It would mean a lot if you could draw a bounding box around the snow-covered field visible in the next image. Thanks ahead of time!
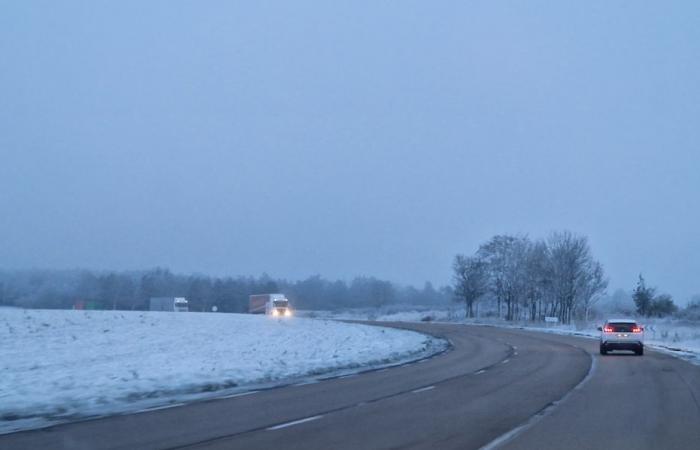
[299,308,459,323]
[306,308,700,366]
[0,309,445,434]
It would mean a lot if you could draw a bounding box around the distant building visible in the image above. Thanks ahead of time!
[73,300,100,310]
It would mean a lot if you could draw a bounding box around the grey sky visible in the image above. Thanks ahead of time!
[1,2,699,302]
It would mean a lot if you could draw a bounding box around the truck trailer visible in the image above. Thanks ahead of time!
[149,297,189,312]
[249,294,291,317]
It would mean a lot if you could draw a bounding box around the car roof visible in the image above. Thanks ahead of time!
[606,318,637,323]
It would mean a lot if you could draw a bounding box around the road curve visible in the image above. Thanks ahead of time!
[2,322,699,450]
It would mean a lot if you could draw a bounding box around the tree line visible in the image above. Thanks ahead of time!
[0,268,450,312]
[453,231,608,324]
[631,275,678,318]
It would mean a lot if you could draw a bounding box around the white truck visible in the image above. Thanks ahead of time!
[149,297,189,312]
[249,293,292,317]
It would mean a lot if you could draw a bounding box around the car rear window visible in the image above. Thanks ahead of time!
[607,323,637,332]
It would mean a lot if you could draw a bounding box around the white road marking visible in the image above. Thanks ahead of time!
[136,403,185,413]
[267,415,323,431]
[221,390,259,398]
[479,350,598,450]
[475,369,487,375]
[411,386,435,394]
[502,359,510,364]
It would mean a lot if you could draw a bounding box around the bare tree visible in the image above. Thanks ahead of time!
[477,235,530,320]
[523,240,551,321]
[452,255,488,318]
[546,231,606,324]
[455,231,608,324]
[576,260,608,321]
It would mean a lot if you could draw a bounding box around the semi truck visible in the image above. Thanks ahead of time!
[249,293,292,317]
[150,297,189,312]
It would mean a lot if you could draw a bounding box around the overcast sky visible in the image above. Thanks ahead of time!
[1,1,699,302]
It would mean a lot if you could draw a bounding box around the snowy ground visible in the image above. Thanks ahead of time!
[305,308,700,366]
[299,307,459,323]
[0,309,445,434]
[502,318,700,366]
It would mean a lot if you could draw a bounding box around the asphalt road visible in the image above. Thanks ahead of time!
[2,322,699,450]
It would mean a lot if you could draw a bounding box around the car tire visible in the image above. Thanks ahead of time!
[600,344,607,355]
[636,346,644,356]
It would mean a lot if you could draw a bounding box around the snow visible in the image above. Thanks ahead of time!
[298,308,459,323]
[510,318,700,365]
[308,308,700,366]
[0,309,445,434]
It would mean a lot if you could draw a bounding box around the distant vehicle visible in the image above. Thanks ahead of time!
[249,294,292,317]
[150,297,189,312]
[598,319,644,355]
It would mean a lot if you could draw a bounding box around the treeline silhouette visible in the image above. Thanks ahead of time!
[0,268,450,312]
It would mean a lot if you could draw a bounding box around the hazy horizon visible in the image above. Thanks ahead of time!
[2,2,699,304]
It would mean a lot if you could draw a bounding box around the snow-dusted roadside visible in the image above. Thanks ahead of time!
[0,309,446,434]
[306,308,700,367]
[498,319,700,367]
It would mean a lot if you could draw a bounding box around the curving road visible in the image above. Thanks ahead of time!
[2,322,700,449]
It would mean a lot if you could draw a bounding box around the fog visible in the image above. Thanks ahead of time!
[1,2,699,303]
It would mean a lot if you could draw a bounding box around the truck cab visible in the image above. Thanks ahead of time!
[173,297,189,312]
[249,293,292,317]
[269,296,291,316]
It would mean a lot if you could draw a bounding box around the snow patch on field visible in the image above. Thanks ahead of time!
[0,309,444,433]
[299,308,459,323]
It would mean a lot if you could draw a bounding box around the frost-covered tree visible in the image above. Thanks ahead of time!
[454,231,607,324]
[477,235,530,321]
[522,241,551,321]
[576,260,608,321]
[648,293,677,317]
[680,295,700,320]
[545,231,607,324]
[452,255,488,318]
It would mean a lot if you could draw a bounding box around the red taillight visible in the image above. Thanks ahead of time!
[603,326,614,333]
[632,326,642,333]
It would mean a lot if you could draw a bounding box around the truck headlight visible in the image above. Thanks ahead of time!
[272,309,279,316]
[284,309,292,317]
